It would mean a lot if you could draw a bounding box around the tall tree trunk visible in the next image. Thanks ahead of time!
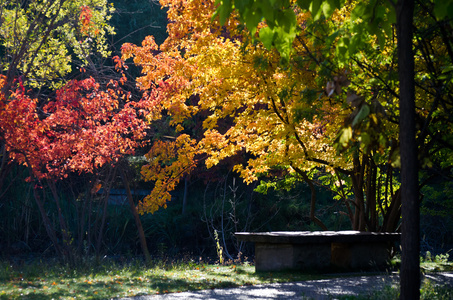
[32,183,63,258]
[0,144,17,202]
[48,179,75,264]
[0,144,8,195]
[87,192,93,256]
[382,189,401,232]
[95,168,117,258]
[366,159,377,232]
[119,167,152,265]
[397,0,420,298]
[182,176,189,215]
[351,155,368,231]
[77,189,90,254]
[293,165,328,230]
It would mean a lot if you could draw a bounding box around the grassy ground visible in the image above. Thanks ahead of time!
[0,258,324,299]
[0,256,452,299]
[336,281,453,300]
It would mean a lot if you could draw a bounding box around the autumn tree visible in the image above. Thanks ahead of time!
[0,0,115,191]
[0,1,153,262]
[0,71,150,260]
[126,7,453,294]
[123,0,401,234]
[215,0,453,297]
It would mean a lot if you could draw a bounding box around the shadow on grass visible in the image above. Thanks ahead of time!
[1,258,453,299]
[2,259,322,299]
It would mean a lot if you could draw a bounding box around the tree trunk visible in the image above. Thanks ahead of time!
[32,183,63,258]
[382,189,402,232]
[366,158,377,232]
[351,155,368,231]
[292,165,328,230]
[77,189,90,255]
[95,168,117,258]
[397,0,420,298]
[182,176,189,215]
[119,167,152,265]
[48,179,75,264]
[0,144,8,196]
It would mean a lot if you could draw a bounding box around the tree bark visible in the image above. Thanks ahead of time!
[119,167,152,265]
[48,179,74,264]
[32,183,63,258]
[397,0,420,298]
[292,165,328,230]
[95,168,116,257]
[366,159,377,232]
[182,176,189,215]
[382,189,401,232]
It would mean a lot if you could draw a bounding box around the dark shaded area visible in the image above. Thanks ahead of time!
[110,0,168,50]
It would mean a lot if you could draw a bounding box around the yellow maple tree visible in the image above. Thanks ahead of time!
[123,0,403,232]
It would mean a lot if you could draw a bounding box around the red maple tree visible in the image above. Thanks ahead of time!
[0,57,150,261]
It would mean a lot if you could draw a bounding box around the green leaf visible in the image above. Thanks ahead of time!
[243,8,263,35]
[352,104,370,127]
[274,30,292,63]
[387,5,396,24]
[260,0,275,24]
[373,27,385,49]
[382,20,393,39]
[339,127,352,147]
[321,0,339,18]
[310,0,323,21]
[336,37,350,62]
[325,29,342,45]
[234,0,252,13]
[351,0,377,21]
[275,9,297,33]
[359,132,371,148]
[218,0,233,25]
[433,0,453,20]
[259,26,275,49]
[391,148,401,168]
[297,0,312,11]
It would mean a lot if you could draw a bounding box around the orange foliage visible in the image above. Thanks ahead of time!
[139,135,199,214]
[122,0,347,214]
[0,74,147,180]
[79,5,100,36]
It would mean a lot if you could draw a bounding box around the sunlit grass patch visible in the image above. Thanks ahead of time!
[1,256,451,299]
[0,258,320,299]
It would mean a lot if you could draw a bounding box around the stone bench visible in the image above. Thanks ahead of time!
[235,231,400,272]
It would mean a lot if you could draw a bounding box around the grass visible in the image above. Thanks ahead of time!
[0,257,323,299]
[335,254,453,300]
[336,281,453,300]
[0,255,452,300]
